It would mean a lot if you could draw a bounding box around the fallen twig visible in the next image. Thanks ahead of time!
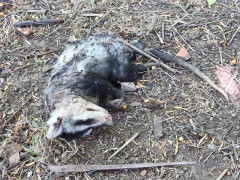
[216,169,228,180]
[13,19,64,28]
[48,161,196,173]
[109,132,140,159]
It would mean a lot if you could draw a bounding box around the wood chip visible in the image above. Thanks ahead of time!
[176,47,190,61]
[17,27,33,36]
[9,152,20,168]
[153,116,163,139]
[140,170,147,176]
[160,140,167,157]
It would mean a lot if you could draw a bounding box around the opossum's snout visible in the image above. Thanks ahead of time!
[97,110,113,126]
[46,117,63,139]
[46,97,113,139]
[85,104,113,126]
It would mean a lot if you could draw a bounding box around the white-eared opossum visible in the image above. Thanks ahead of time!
[46,34,150,139]
[45,34,227,140]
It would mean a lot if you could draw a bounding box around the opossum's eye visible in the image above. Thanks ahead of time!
[86,108,97,111]
[46,117,63,139]
[56,117,62,124]
[73,119,96,126]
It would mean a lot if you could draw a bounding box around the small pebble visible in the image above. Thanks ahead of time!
[151,66,156,70]
[231,59,237,65]
[95,17,100,21]
[140,170,147,176]
[144,99,149,103]
[122,105,128,110]
[226,171,231,176]
[27,171,33,178]
[178,137,184,142]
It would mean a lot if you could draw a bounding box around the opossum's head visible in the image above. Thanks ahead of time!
[46,96,112,139]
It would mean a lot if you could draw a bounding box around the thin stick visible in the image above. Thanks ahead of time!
[203,150,214,163]
[216,169,228,180]
[48,161,196,173]
[170,22,195,52]
[1,96,32,130]
[155,31,164,44]
[13,19,64,28]
[45,0,52,16]
[162,22,165,40]
[82,14,103,17]
[109,132,140,159]
[219,47,223,65]
[118,38,176,73]
[229,25,240,45]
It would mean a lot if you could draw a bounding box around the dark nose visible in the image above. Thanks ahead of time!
[106,114,112,121]
[105,114,113,125]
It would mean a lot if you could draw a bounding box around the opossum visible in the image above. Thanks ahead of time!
[45,34,227,140]
[45,34,150,139]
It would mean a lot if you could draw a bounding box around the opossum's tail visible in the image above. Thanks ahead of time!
[122,38,229,101]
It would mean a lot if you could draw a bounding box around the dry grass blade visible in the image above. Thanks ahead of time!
[9,152,20,168]
[48,161,196,173]
[109,132,140,159]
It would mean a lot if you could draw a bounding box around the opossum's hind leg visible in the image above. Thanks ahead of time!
[120,64,147,82]
[79,74,123,103]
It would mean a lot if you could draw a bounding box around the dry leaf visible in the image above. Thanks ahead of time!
[12,15,18,23]
[207,0,216,8]
[36,167,41,173]
[9,152,20,168]
[14,123,20,136]
[17,27,33,36]
[0,12,4,17]
[140,170,147,176]
[25,162,35,167]
[160,140,167,157]
[176,47,190,61]
[215,66,240,104]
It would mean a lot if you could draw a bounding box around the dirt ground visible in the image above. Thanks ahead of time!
[0,0,240,179]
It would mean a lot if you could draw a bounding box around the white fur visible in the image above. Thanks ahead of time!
[46,95,112,135]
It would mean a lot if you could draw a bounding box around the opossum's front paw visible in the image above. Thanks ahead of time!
[105,99,124,109]
[112,89,124,99]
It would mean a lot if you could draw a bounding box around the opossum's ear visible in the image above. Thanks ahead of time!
[46,117,63,139]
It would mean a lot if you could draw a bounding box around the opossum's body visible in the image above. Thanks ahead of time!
[46,34,148,139]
